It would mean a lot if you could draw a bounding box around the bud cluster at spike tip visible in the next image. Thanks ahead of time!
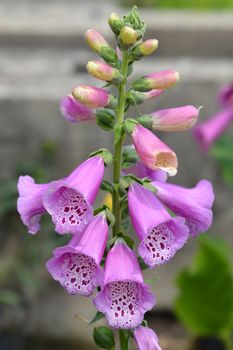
[16,5,215,348]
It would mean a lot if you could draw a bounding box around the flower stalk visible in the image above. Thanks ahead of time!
[112,50,129,237]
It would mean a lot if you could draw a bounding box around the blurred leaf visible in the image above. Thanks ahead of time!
[0,290,21,306]
[175,235,233,338]
[93,326,115,349]
[211,135,233,186]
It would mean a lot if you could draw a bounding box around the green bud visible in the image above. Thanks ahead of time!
[100,46,119,67]
[108,12,123,35]
[93,326,115,349]
[130,39,159,61]
[124,118,139,135]
[119,26,138,48]
[131,77,151,92]
[89,148,113,166]
[96,109,115,131]
[136,114,153,129]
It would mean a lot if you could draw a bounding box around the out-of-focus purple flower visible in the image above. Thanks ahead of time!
[152,180,214,236]
[93,240,155,329]
[17,156,104,235]
[131,124,178,176]
[128,183,189,268]
[132,69,180,92]
[72,85,117,109]
[60,95,95,123]
[46,213,108,296]
[218,84,233,108]
[193,109,233,152]
[138,105,199,132]
[134,326,162,350]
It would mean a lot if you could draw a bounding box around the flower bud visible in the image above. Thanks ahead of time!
[132,69,180,92]
[60,95,95,123]
[86,60,122,82]
[130,39,159,61]
[72,85,117,109]
[119,26,138,47]
[108,12,123,35]
[96,109,115,131]
[137,105,199,132]
[93,326,115,349]
[127,89,163,106]
[85,29,109,54]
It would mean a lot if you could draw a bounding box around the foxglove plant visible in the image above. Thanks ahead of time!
[17,6,214,350]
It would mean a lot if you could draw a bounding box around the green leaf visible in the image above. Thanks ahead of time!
[175,235,233,338]
[93,326,115,349]
[0,290,22,306]
[90,311,105,325]
[101,180,113,194]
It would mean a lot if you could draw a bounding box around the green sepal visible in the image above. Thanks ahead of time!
[122,146,139,169]
[142,181,157,193]
[96,109,115,131]
[93,326,115,349]
[137,114,153,129]
[100,180,113,194]
[100,46,119,67]
[94,205,115,227]
[138,256,149,270]
[89,148,113,167]
[124,118,139,135]
[131,77,151,92]
[89,311,105,325]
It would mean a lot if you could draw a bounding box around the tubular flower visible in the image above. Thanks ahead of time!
[134,326,162,350]
[137,105,199,132]
[131,124,178,176]
[218,84,233,108]
[85,29,109,53]
[72,85,117,109]
[132,69,180,92]
[86,60,122,82]
[127,89,163,106]
[130,39,159,61]
[46,213,108,296]
[17,156,104,235]
[93,240,155,329]
[128,183,189,268]
[60,95,95,123]
[152,180,214,236]
[193,109,233,152]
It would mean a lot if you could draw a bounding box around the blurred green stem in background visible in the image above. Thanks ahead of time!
[122,0,233,9]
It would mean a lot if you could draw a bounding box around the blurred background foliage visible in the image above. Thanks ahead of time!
[123,0,233,9]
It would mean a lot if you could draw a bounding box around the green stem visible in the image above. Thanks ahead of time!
[112,50,129,237]
[119,329,129,350]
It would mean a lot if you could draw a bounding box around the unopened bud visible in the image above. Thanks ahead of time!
[108,12,123,35]
[137,105,199,132]
[86,60,122,82]
[127,89,163,106]
[85,29,109,53]
[72,85,117,109]
[132,70,180,92]
[119,26,138,47]
[60,95,95,123]
[96,109,115,131]
[130,39,159,61]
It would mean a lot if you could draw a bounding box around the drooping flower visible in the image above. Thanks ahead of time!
[72,85,117,109]
[86,60,122,82]
[128,183,189,268]
[134,326,162,350]
[132,69,180,92]
[60,95,95,123]
[152,180,214,236]
[93,240,155,329]
[137,105,199,132]
[46,213,108,296]
[131,124,178,176]
[218,84,233,108]
[193,109,233,152]
[17,156,104,235]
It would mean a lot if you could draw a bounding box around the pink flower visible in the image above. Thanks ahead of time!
[138,105,199,132]
[72,85,117,109]
[132,124,178,176]
[132,70,180,91]
[17,156,104,235]
[128,183,189,268]
[60,95,95,123]
[93,240,155,329]
[127,89,163,106]
[218,84,233,108]
[46,213,108,296]
[85,29,109,53]
[193,109,233,152]
[152,180,214,237]
[134,326,162,350]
